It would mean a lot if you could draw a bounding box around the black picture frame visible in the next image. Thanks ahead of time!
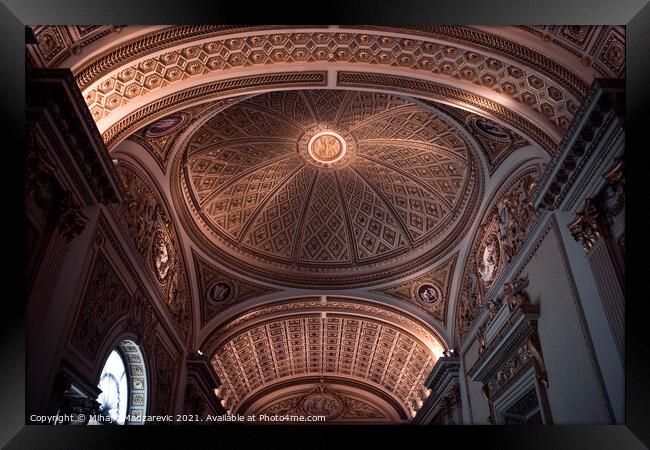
[3,0,648,447]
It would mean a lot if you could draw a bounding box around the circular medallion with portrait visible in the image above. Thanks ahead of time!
[206,280,233,303]
[416,283,442,304]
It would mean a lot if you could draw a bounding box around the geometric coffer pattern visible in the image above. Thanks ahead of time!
[76,27,582,131]
[518,26,625,79]
[183,89,476,271]
[211,314,436,414]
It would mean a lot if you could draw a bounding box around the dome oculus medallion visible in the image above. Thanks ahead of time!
[309,131,345,163]
[178,89,482,287]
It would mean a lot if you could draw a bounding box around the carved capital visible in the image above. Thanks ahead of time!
[568,197,605,252]
[55,192,89,242]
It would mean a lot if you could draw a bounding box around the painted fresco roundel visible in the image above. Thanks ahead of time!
[178,89,481,287]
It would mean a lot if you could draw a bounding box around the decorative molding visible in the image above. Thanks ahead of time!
[183,356,225,418]
[238,376,406,421]
[371,254,457,326]
[126,99,240,172]
[75,27,583,136]
[114,162,192,340]
[201,297,446,356]
[192,250,279,327]
[337,71,557,154]
[534,78,624,210]
[27,68,123,205]
[436,103,530,175]
[455,167,540,341]
[102,71,328,149]
[27,25,120,69]
[415,355,461,424]
[211,313,436,415]
[171,89,483,289]
[71,252,131,359]
[255,384,387,421]
[517,26,625,78]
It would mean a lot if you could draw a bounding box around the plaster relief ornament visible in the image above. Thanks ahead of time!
[514,179,537,232]
[495,199,516,263]
[467,260,480,302]
[486,297,502,323]
[151,230,171,282]
[473,116,511,142]
[309,131,345,163]
[300,386,344,420]
[146,113,186,136]
[417,283,442,304]
[180,89,481,288]
[477,235,499,284]
[206,281,233,303]
[504,275,531,312]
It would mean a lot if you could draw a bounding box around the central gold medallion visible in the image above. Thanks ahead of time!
[312,135,342,161]
[307,131,347,164]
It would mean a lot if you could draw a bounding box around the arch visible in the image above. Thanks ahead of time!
[451,161,545,344]
[238,376,408,422]
[200,295,447,419]
[197,293,450,352]
[29,26,618,154]
[91,337,148,425]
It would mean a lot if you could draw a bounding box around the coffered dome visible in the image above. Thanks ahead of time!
[178,89,481,287]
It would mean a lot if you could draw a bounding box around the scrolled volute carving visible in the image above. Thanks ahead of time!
[503,274,531,312]
[568,197,605,253]
[55,191,89,243]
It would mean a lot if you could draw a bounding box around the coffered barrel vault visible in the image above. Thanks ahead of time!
[203,297,446,420]
[25,25,625,426]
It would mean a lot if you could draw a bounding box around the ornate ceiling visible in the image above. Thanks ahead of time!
[205,297,444,420]
[245,381,404,423]
[177,89,480,287]
[27,25,625,422]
